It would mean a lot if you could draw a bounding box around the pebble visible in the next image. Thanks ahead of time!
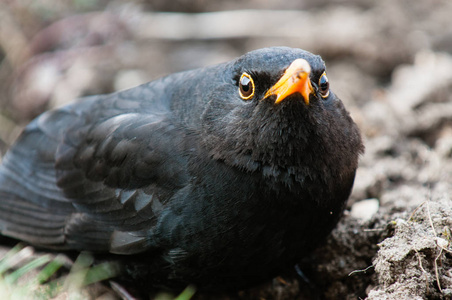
[350,198,380,222]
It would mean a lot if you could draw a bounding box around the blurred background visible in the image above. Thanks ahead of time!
[1,0,452,299]
[1,0,451,150]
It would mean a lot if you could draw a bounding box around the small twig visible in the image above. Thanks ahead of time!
[348,265,373,276]
[408,200,428,223]
[434,248,443,292]
[426,201,437,236]
[423,196,444,293]
[408,200,438,238]
[423,196,444,294]
[438,244,452,254]
[363,228,386,232]
[414,250,428,274]
[276,276,288,285]
[110,280,138,300]
[414,249,429,293]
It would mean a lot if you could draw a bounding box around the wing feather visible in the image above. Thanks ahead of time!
[0,85,191,253]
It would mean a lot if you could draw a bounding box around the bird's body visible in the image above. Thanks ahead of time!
[0,47,363,290]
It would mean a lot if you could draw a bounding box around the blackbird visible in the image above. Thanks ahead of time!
[0,47,363,291]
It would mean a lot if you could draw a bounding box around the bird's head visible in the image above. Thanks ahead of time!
[186,47,362,186]
[232,47,330,106]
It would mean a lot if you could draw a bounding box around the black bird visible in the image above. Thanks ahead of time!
[0,47,363,291]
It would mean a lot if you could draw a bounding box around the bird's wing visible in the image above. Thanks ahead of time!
[0,87,190,254]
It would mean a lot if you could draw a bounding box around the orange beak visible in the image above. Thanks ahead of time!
[264,58,314,105]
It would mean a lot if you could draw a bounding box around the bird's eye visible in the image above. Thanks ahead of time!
[239,72,255,100]
[318,72,330,98]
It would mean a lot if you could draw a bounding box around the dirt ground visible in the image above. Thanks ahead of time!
[1,0,452,299]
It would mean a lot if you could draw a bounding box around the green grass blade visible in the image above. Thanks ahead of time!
[0,244,24,275]
[4,254,51,285]
[82,261,119,286]
[36,255,65,284]
[174,285,196,300]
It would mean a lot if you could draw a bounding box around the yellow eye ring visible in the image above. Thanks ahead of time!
[239,72,255,100]
[318,72,330,98]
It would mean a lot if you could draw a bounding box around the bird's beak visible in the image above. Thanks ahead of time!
[264,58,314,105]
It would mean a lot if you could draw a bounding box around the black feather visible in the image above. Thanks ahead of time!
[0,47,363,291]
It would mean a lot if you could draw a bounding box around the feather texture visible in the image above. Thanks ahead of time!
[0,47,363,290]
